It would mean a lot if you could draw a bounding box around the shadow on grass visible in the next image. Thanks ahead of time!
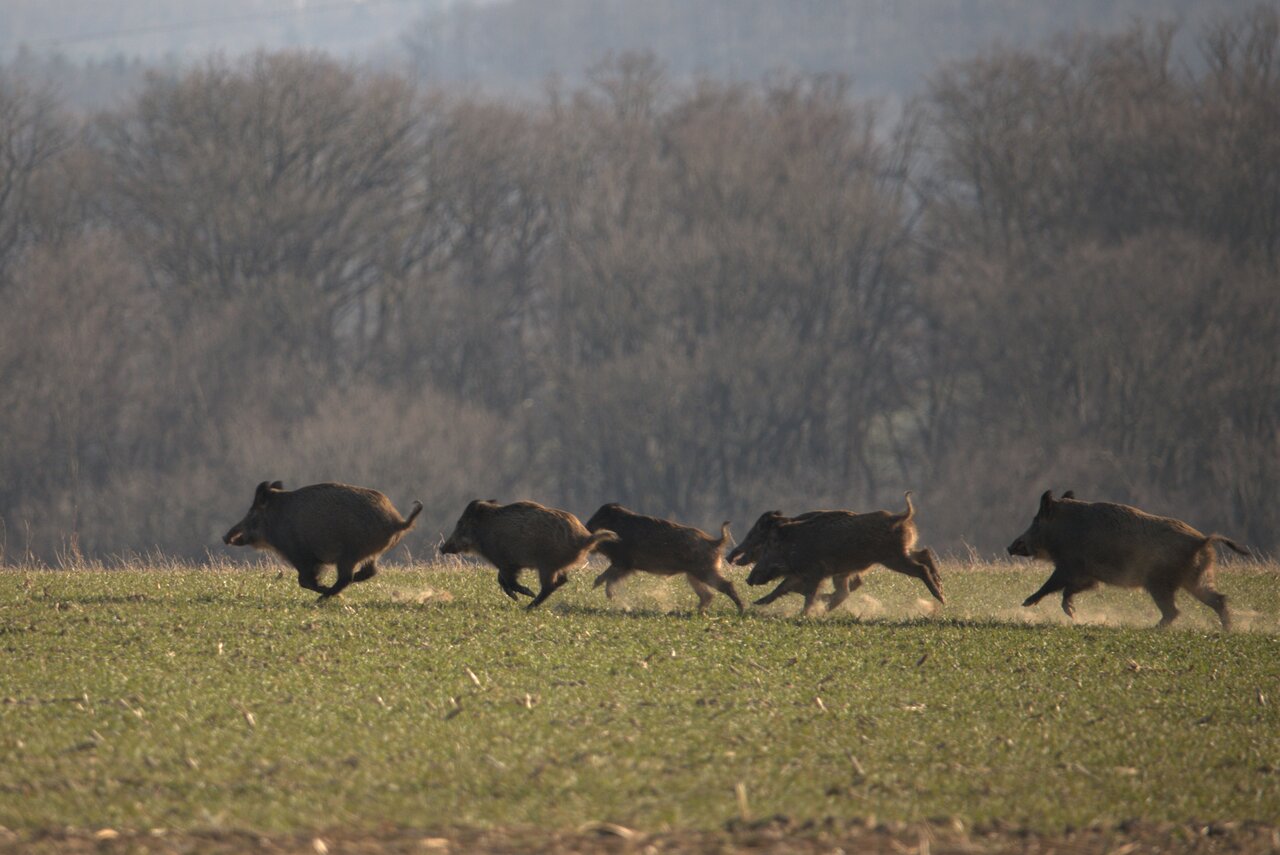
[548,602,736,621]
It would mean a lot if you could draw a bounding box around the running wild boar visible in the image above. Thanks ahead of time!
[734,494,944,615]
[223,481,422,598]
[728,510,860,609]
[440,499,618,609]
[585,503,743,614]
[1008,490,1249,628]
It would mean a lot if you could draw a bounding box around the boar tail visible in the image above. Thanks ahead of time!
[586,530,620,552]
[899,491,915,523]
[714,521,732,549]
[399,501,424,531]
[1206,534,1251,557]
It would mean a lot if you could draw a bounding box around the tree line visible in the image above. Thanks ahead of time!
[0,10,1276,562]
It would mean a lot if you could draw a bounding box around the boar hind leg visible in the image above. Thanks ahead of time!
[691,571,744,614]
[710,573,746,614]
[1188,583,1230,630]
[825,573,863,612]
[911,549,945,602]
[352,561,378,583]
[1146,580,1180,628]
[593,564,634,599]
[526,568,569,610]
[687,576,716,614]
[1060,579,1097,619]
[884,553,945,604]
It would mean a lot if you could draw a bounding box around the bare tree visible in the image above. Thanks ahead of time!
[0,73,72,286]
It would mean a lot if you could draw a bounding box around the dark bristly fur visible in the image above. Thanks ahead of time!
[222,481,422,599]
[1009,490,1249,629]
[728,510,857,608]
[585,503,742,614]
[735,493,944,616]
[440,499,618,610]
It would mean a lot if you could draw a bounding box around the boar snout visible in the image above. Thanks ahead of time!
[746,561,781,586]
[1007,538,1030,556]
[223,527,245,546]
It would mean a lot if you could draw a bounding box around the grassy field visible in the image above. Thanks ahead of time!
[1,557,1278,848]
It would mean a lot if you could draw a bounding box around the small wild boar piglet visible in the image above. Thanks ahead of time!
[440,499,618,609]
[735,494,944,615]
[1009,490,1249,629]
[223,481,422,599]
[585,503,742,614]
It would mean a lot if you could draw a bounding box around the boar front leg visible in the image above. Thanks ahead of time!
[320,560,356,599]
[288,557,325,594]
[824,573,863,611]
[1022,566,1073,608]
[754,575,801,606]
[497,566,535,601]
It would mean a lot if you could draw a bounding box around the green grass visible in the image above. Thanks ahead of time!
[1,558,1277,835]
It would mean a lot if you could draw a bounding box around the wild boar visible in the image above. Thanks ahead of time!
[440,499,618,609]
[223,481,422,598]
[1008,490,1249,628]
[735,494,945,615]
[727,510,859,609]
[584,503,743,614]
[732,501,942,614]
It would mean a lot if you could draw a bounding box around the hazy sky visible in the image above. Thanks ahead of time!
[2,0,494,61]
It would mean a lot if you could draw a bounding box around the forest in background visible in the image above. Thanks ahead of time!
[0,8,1277,562]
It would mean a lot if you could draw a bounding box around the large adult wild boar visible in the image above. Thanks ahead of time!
[223,481,422,598]
[585,503,743,614]
[735,494,944,615]
[727,510,861,609]
[440,499,618,609]
[1008,490,1249,628]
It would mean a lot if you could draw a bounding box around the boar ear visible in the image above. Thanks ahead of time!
[1062,490,1075,500]
[1038,490,1056,517]
[270,481,284,491]
[253,481,276,507]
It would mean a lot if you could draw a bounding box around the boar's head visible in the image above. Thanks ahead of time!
[585,503,625,533]
[1007,490,1060,559]
[440,499,495,555]
[223,480,284,548]
[727,510,787,566]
